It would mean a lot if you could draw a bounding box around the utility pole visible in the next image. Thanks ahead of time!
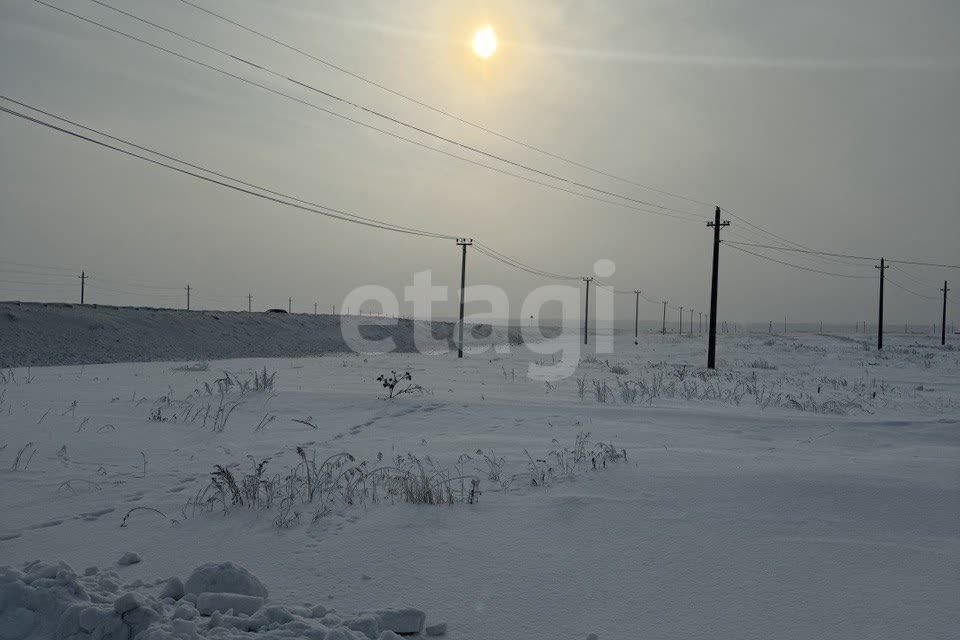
[78,271,87,304]
[661,301,668,335]
[707,206,730,369]
[876,258,888,350]
[699,312,703,335]
[288,297,292,313]
[942,281,950,346]
[679,306,683,335]
[185,284,191,311]
[633,290,641,342]
[314,302,318,315]
[689,308,694,336]
[784,316,787,334]
[582,276,593,345]
[769,320,773,335]
[456,238,472,358]
[247,293,252,312]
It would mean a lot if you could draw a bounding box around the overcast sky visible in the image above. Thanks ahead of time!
[1,0,958,326]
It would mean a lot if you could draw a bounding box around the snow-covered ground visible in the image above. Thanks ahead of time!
[1,331,958,639]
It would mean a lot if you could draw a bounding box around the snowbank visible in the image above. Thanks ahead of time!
[0,559,437,639]
[0,301,523,367]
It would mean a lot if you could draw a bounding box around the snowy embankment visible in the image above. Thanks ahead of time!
[1,332,958,638]
[0,301,521,368]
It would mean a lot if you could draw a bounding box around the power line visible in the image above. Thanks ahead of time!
[173,0,714,212]
[888,264,941,289]
[472,242,580,281]
[725,243,873,279]
[2,98,613,291]
[39,0,702,224]
[1,96,454,240]
[885,277,939,301]
[724,240,876,262]
[0,99,457,240]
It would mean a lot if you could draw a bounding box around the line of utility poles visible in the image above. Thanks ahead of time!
[58,226,953,365]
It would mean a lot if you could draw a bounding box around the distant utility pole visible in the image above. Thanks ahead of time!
[661,301,668,335]
[941,281,950,346]
[769,320,773,335]
[699,312,703,335]
[185,284,191,311]
[707,206,730,369]
[78,271,87,304]
[633,290,641,341]
[689,308,694,336]
[876,258,888,350]
[582,276,594,345]
[456,238,473,358]
[314,302,318,315]
[784,316,787,334]
[288,297,292,313]
[679,306,683,335]
[247,293,252,312]
[331,304,335,314]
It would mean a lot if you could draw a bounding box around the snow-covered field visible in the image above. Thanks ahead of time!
[1,331,958,639]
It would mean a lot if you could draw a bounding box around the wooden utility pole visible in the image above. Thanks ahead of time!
[247,293,252,312]
[314,302,318,315]
[689,308,694,336]
[633,290,641,341]
[784,316,787,334]
[78,271,87,304]
[678,306,683,335]
[707,206,730,369]
[661,301,668,334]
[288,297,292,313]
[699,312,703,334]
[456,238,472,358]
[185,284,191,310]
[582,276,593,345]
[876,258,888,350]
[942,281,950,346]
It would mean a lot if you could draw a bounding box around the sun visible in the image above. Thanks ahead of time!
[472,26,498,59]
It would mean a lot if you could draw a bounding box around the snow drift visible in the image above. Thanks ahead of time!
[0,559,437,639]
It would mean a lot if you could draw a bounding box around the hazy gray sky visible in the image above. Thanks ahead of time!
[1,0,958,325]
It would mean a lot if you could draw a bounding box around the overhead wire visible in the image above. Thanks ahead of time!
[725,243,874,279]
[171,0,715,213]
[0,99,458,240]
[39,0,703,224]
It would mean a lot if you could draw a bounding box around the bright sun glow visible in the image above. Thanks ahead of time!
[472,26,498,59]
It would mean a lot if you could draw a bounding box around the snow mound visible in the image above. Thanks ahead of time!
[0,560,443,640]
[184,562,268,598]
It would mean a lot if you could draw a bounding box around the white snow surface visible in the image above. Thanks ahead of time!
[1,330,958,639]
